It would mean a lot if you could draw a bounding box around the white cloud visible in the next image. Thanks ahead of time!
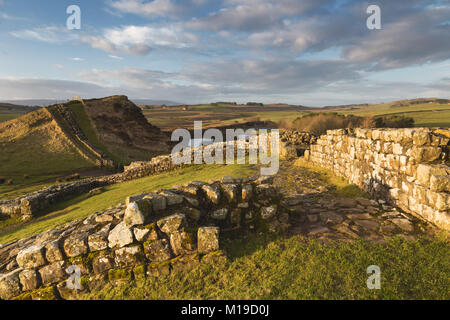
[10,26,78,43]
[109,55,124,60]
[70,57,84,61]
[108,0,179,17]
[81,25,197,55]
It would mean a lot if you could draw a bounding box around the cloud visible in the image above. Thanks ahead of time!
[107,0,209,18]
[185,0,333,32]
[70,57,84,61]
[108,0,178,17]
[81,25,197,55]
[108,55,124,60]
[10,26,78,43]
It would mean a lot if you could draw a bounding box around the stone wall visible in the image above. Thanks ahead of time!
[0,132,297,220]
[0,176,289,300]
[306,128,450,230]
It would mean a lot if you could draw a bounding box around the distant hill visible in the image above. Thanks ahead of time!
[132,99,183,106]
[0,95,172,188]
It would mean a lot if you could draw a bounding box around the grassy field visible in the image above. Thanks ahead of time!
[336,102,450,127]
[79,234,450,300]
[0,113,21,122]
[0,163,258,244]
[142,101,450,131]
[0,109,96,198]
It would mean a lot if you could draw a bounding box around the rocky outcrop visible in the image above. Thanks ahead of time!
[0,176,289,300]
[306,128,450,230]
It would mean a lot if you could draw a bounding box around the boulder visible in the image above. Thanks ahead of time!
[197,227,219,254]
[108,222,134,248]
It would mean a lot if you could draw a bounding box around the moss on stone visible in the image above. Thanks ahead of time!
[11,292,32,300]
[31,286,59,300]
[108,268,133,282]
[133,265,147,279]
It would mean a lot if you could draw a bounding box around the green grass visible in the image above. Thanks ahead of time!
[0,113,21,122]
[79,235,450,300]
[0,163,257,244]
[294,158,370,198]
[338,103,450,128]
[67,103,124,164]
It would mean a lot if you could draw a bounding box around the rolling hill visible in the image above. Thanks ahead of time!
[0,96,172,198]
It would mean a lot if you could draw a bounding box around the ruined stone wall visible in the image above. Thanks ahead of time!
[0,176,289,300]
[0,132,294,220]
[306,128,450,230]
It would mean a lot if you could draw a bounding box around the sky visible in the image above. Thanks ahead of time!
[0,0,449,106]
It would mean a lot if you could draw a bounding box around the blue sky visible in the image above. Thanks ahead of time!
[0,0,449,106]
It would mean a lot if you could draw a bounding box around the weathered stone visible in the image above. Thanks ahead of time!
[157,214,186,235]
[92,254,114,274]
[197,227,219,254]
[144,194,167,211]
[261,206,277,220]
[308,226,330,235]
[144,239,172,262]
[146,261,171,277]
[184,196,199,207]
[88,224,111,252]
[346,213,373,220]
[430,175,450,192]
[45,240,64,263]
[354,219,379,231]
[202,185,221,204]
[170,231,195,256]
[160,191,184,206]
[19,269,40,291]
[184,207,202,221]
[222,184,238,202]
[391,218,414,232]
[241,184,253,201]
[114,245,145,268]
[133,224,158,242]
[108,222,134,248]
[123,202,146,228]
[16,244,46,269]
[38,261,66,286]
[63,233,89,257]
[0,269,22,299]
[319,212,344,225]
[211,208,228,220]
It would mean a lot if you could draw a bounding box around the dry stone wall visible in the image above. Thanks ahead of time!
[0,176,289,300]
[0,131,304,220]
[306,128,450,230]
